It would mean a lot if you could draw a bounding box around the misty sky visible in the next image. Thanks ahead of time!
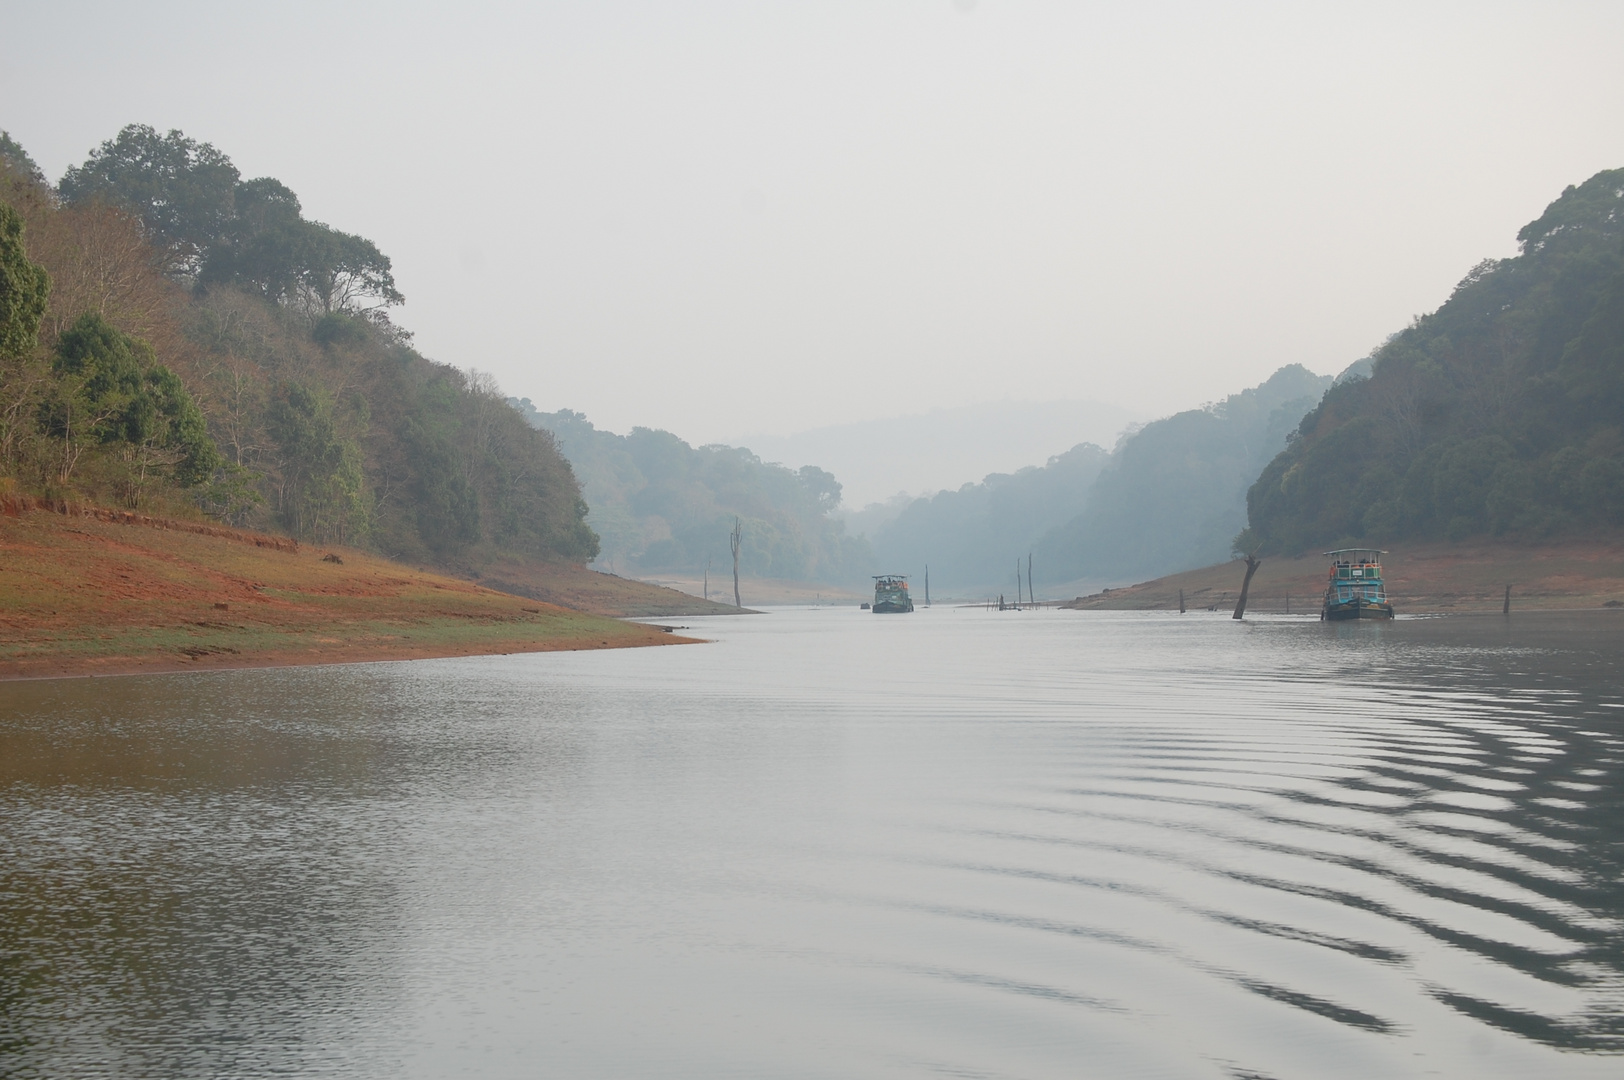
[7,1,1623,446]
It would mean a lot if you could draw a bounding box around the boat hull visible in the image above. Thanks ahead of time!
[872,599,914,614]
[1321,598,1394,621]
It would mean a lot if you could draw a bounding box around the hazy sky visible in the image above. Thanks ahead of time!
[7,1,1623,445]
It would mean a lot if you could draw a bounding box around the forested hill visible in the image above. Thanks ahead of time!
[1034,364,1332,584]
[865,442,1110,593]
[512,403,870,583]
[0,125,595,569]
[1243,169,1624,554]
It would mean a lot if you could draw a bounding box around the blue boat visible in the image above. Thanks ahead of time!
[1321,549,1395,620]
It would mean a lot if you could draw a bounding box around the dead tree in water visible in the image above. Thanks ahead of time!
[1232,554,1261,620]
[729,518,743,609]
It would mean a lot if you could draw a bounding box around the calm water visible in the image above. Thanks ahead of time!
[2,608,1622,1079]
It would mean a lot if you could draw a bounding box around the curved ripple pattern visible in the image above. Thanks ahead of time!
[1,608,1621,1079]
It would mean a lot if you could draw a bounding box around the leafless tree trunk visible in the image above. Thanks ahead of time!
[1232,554,1261,620]
[729,517,742,609]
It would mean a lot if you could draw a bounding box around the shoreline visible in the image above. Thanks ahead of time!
[1057,539,1624,613]
[0,508,705,683]
[0,628,703,683]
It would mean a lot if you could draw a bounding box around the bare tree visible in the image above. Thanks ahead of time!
[1232,553,1261,620]
[730,517,743,609]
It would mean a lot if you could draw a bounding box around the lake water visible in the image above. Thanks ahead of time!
[2,607,1622,1079]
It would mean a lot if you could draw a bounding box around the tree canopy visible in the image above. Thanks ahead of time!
[0,130,46,188]
[59,125,239,277]
[59,124,402,317]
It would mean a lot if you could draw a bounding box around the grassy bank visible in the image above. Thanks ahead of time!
[1059,539,1624,613]
[0,506,701,680]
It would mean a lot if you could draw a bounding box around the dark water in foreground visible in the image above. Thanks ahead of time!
[2,608,1622,1079]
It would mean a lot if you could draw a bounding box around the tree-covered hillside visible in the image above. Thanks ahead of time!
[514,403,869,583]
[1036,365,1331,583]
[864,442,1110,593]
[1244,169,1624,554]
[1,126,595,568]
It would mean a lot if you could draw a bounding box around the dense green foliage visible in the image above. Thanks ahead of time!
[865,442,1110,592]
[43,313,219,493]
[1037,365,1331,583]
[0,201,49,360]
[1245,169,1624,553]
[515,403,866,582]
[1,126,596,568]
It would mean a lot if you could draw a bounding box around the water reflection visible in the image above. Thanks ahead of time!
[1,611,1621,1078]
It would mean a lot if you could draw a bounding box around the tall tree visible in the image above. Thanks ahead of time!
[203,180,403,317]
[0,203,51,465]
[59,125,241,277]
[0,204,49,360]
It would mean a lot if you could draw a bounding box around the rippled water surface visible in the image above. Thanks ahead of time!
[3,608,1623,1078]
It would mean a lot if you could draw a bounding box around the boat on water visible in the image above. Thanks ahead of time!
[871,574,915,613]
[1321,549,1395,621]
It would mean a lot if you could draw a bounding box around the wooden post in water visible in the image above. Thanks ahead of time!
[1178,588,1185,614]
[1028,553,1034,608]
[1232,554,1261,620]
[729,518,743,609]
[1504,584,1512,615]
[925,565,930,606]
[704,558,710,602]
[1016,560,1023,608]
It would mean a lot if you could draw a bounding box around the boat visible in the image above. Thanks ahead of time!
[1321,549,1395,620]
[871,574,915,613]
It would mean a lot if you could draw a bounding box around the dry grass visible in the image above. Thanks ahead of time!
[0,506,699,680]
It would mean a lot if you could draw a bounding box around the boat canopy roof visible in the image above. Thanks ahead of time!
[1323,549,1387,558]
[873,574,909,581]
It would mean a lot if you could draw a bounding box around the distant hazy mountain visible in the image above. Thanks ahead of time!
[863,442,1112,596]
[735,399,1137,509]
[1035,364,1333,585]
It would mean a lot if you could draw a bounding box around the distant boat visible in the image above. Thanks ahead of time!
[1321,549,1395,621]
[871,574,915,614]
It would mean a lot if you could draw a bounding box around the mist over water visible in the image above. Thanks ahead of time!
[3,610,1622,1078]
